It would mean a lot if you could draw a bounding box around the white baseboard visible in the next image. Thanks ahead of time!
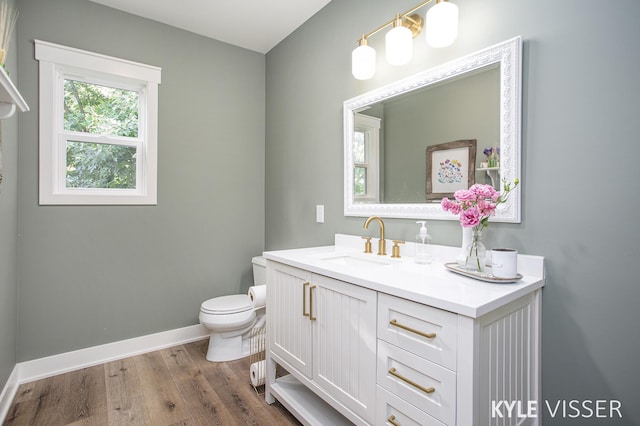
[17,324,209,384]
[0,365,19,423]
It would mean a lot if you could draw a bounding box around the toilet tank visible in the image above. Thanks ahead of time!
[252,256,267,286]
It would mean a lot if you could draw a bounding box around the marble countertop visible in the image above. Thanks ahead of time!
[263,234,545,318]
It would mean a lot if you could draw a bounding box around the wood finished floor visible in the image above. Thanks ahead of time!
[4,339,300,426]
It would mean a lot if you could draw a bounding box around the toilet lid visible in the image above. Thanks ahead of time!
[201,294,253,314]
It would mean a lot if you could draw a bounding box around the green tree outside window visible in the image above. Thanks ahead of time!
[63,80,139,189]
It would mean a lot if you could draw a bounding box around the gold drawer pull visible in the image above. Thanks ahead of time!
[309,285,317,321]
[389,367,435,395]
[389,319,436,339]
[388,414,400,426]
[302,282,310,317]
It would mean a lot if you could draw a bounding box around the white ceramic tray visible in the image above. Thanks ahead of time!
[444,262,522,283]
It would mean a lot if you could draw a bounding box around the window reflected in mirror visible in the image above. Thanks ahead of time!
[353,114,380,203]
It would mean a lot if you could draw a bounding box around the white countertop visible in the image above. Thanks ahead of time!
[263,234,545,318]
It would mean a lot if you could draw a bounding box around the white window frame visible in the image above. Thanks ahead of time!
[353,113,380,203]
[35,40,161,205]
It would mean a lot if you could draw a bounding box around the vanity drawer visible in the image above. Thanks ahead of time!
[376,386,446,426]
[378,293,457,371]
[377,340,456,425]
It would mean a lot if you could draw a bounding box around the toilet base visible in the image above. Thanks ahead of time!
[205,332,251,362]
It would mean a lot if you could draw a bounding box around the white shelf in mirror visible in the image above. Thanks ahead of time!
[476,166,500,187]
[0,66,29,119]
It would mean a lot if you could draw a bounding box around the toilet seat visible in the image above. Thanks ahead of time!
[199,293,257,334]
[201,294,253,315]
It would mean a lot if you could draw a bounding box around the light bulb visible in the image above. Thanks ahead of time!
[426,0,458,48]
[385,18,413,66]
[352,38,376,80]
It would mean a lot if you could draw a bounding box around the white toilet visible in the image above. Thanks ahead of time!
[199,256,267,362]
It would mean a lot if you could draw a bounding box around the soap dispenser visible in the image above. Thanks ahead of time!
[415,221,432,264]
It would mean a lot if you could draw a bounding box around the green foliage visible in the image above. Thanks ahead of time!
[66,142,136,189]
[63,79,139,189]
[353,132,367,195]
[354,166,366,196]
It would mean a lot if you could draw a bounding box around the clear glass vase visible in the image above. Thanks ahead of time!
[465,228,486,272]
[456,225,472,267]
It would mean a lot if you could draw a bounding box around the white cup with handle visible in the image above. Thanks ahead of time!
[491,248,518,278]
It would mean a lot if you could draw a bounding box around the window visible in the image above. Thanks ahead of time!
[353,114,380,203]
[35,40,161,205]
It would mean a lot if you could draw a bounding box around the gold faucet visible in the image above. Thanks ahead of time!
[363,216,386,255]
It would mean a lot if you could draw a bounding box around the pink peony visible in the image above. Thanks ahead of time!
[477,199,497,217]
[469,183,498,200]
[441,198,462,215]
[460,207,481,227]
[453,189,476,202]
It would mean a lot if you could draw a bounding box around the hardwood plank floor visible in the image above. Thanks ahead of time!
[4,339,299,426]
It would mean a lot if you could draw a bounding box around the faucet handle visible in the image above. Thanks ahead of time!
[391,240,405,258]
[362,236,373,253]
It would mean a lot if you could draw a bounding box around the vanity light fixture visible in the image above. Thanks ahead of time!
[352,35,376,80]
[385,14,413,66]
[426,0,459,48]
[351,0,459,80]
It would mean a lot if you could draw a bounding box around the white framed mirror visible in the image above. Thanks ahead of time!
[344,36,522,222]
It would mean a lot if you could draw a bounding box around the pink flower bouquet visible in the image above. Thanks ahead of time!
[441,179,519,231]
[442,179,519,272]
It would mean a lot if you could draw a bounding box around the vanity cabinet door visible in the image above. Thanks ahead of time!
[268,262,313,378]
[311,273,377,425]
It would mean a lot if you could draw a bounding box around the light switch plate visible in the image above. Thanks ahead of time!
[316,205,324,223]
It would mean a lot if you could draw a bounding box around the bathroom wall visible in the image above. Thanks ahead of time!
[16,0,265,361]
[0,0,19,392]
[265,0,640,424]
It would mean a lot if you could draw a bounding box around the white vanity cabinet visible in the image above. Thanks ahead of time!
[376,294,458,425]
[267,261,377,425]
[264,236,544,426]
[375,291,541,426]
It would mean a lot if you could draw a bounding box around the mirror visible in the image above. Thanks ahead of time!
[344,36,522,222]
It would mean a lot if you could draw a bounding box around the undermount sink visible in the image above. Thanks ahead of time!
[319,253,396,268]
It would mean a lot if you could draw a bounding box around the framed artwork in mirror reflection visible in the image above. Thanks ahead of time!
[426,139,476,200]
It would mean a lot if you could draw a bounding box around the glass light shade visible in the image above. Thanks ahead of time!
[426,1,459,48]
[385,25,413,66]
[352,44,376,80]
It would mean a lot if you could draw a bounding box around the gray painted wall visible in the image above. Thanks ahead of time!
[15,0,265,361]
[0,0,18,392]
[266,0,640,424]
